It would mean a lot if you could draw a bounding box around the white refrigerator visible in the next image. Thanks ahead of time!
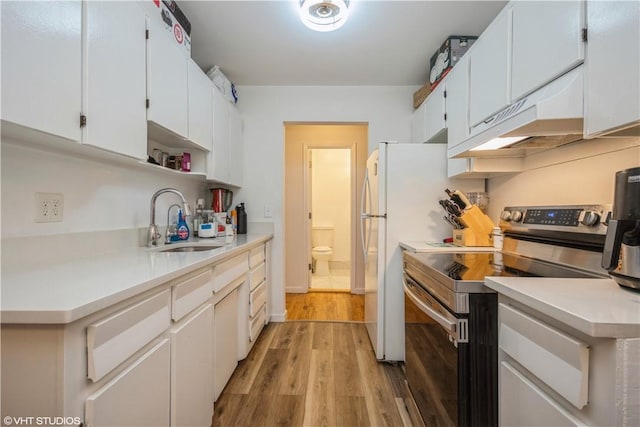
[360,142,483,361]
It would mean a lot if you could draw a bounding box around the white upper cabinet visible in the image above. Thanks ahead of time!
[187,60,214,151]
[1,1,82,142]
[146,15,189,139]
[411,100,428,143]
[511,1,585,102]
[584,0,640,137]
[446,55,470,148]
[228,104,244,187]
[469,5,511,128]
[411,82,446,144]
[208,86,243,186]
[209,87,231,183]
[83,1,147,160]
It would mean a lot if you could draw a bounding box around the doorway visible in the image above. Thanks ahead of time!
[284,123,368,300]
[308,148,351,291]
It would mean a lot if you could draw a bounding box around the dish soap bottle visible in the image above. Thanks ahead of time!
[177,209,190,240]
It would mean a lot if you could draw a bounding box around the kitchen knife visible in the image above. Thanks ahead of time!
[445,189,467,210]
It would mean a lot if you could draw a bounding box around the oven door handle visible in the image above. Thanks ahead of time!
[403,275,457,337]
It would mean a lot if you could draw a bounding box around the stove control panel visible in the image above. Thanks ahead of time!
[500,205,611,234]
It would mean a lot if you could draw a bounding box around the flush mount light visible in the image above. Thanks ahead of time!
[299,0,350,32]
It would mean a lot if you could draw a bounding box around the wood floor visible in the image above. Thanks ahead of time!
[212,321,413,427]
[285,292,364,322]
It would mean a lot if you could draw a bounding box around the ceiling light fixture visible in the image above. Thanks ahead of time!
[299,0,350,32]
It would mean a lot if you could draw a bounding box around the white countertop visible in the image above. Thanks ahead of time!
[1,233,272,324]
[484,277,640,338]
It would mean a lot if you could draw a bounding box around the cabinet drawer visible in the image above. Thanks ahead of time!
[86,339,171,426]
[171,269,212,322]
[249,280,267,318]
[249,245,265,268]
[499,303,589,409]
[249,262,266,291]
[87,290,171,382]
[500,361,587,427]
[212,253,248,293]
[249,305,266,342]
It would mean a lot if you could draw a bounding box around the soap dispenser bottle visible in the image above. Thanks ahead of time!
[177,209,190,240]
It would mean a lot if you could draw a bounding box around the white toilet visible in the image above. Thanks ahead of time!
[312,226,334,276]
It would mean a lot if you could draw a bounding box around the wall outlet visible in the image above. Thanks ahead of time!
[35,192,64,222]
[264,204,273,218]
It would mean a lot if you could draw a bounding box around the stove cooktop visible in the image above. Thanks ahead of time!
[406,251,605,284]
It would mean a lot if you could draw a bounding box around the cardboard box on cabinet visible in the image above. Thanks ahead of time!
[413,83,432,109]
[429,35,477,89]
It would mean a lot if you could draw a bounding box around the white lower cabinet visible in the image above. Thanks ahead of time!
[170,303,213,427]
[500,361,586,427]
[86,339,171,427]
[213,286,239,401]
[0,242,272,425]
[498,299,640,426]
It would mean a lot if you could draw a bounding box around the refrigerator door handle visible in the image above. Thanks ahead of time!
[360,168,370,217]
[360,168,371,262]
[360,216,368,262]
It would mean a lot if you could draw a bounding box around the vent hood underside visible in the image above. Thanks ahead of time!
[449,66,585,159]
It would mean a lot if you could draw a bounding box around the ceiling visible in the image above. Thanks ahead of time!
[179,0,507,86]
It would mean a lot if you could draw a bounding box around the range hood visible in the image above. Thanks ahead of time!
[449,66,584,158]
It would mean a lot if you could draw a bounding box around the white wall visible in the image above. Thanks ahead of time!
[1,140,205,238]
[486,138,640,222]
[311,148,351,263]
[235,85,417,321]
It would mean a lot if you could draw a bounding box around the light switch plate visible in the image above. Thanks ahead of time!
[35,192,64,222]
[264,204,273,218]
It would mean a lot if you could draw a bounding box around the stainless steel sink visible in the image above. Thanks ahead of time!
[158,245,223,253]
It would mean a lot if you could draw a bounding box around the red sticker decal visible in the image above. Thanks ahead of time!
[174,24,183,44]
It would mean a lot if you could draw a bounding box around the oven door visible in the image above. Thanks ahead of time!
[403,273,470,427]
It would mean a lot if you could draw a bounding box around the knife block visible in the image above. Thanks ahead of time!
[453,205,496,247]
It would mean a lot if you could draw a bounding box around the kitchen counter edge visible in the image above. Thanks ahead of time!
[484,276,640,338]
[1,233,273,325]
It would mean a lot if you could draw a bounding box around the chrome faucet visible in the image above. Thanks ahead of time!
[148,188,192,247]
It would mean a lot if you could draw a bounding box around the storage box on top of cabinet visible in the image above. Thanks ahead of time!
[430,35,477,88]
[142,0,191,55]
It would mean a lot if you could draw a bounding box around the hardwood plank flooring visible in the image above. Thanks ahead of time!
[286,292,364,322]
[212,322,412,427]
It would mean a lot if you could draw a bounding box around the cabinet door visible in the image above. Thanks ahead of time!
[209,86,230,182]
[170,304,213,427]
[410,100,428,143]
[188,59,214,151]
[1,1,81,141]
[511,1,585,101]
[83,1,147,159]
[146,15,188,138]
[228,104,244,186]
[213,288,238,401]
[500,362,587,427]
[584,0,640,137]
[85,339,171,427]
[446,55,470,148]
[469,6,511,128]
[424,83,447,143]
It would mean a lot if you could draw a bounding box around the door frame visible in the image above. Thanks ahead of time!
[284,123,367,295]
[304,144,357,292]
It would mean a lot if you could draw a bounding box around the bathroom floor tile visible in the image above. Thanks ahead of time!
[310,269,350,291]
